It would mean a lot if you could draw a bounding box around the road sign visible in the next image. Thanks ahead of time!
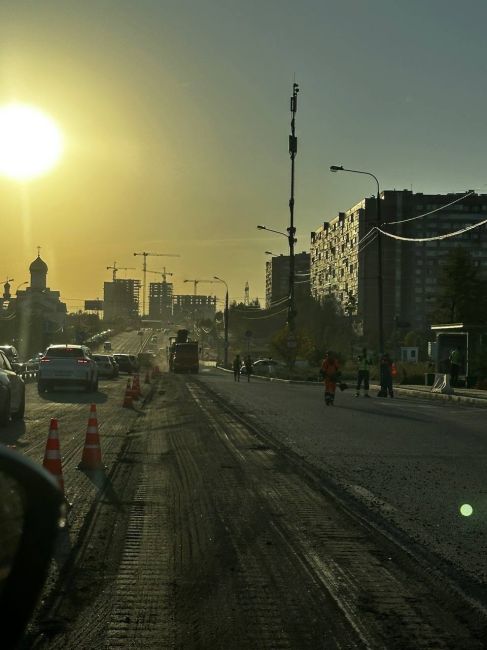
[245,330,253,339]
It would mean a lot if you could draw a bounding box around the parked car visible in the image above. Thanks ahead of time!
[249,359,284,375]
[0,345,26,375]
[93,354,118,378]
[0,349,26,425]
[38,344,98,393]
[113,353,137,374]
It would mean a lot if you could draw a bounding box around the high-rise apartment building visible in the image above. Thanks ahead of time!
[103,279,141,322]
[148,281,173,321]
[310,190,487,345]
[265,252,310,308]
[172,294,217,322]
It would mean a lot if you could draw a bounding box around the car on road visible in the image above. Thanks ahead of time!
[137,351,156,368]
[241,358,284,375]
[25,352,44,373]
[0,345,26,375]
[93,354,118,378]
[0,349,26,425]
[113,353,138,374]
[38,344,99,393]
[108,355,120,377]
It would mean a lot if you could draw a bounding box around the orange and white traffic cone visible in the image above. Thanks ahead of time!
[130,373,141,398]
[122,378,134,408]
[43,418,65,494]
[78,404,105,471]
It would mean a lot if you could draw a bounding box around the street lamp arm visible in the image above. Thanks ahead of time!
[330,165,380,195]
[257,225,288,239]
[213,276,228,291]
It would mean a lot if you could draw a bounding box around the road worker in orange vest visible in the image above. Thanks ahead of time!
[320,351,340,406]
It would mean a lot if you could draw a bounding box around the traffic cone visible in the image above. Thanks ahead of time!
[43,418,65,494]
[132,373,142,398]
[78,404,105,470]
[123,378,134,408]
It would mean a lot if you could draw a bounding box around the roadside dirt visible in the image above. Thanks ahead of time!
[26,374,487,649]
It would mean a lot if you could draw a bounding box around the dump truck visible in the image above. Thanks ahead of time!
[169,329,199,373]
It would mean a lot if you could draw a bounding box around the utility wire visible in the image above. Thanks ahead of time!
[376,217,487,242]
[384,190,477,226]
[241,307,289,320]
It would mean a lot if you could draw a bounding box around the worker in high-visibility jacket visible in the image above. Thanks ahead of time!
[320,351,340,406]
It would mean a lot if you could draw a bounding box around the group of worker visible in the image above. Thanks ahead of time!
[232,354,253,382]
[320,348,394,406]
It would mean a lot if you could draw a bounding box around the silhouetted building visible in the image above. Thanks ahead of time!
[310,190,487,345]
[265,252,310,308]
[7,254,67,356]
[103,279,140,322]
[148,281,173,321]
[172,294,217,322]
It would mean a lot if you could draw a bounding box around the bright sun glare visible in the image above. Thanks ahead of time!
[0,103,63,180]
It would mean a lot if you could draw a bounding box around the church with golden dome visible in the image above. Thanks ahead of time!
[1,252,66,356]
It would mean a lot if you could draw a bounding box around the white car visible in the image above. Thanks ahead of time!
[0,349,26,425]
[93,354,117,378]
[38,345,99,393]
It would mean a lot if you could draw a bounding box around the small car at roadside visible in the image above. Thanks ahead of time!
[0,349,26,425]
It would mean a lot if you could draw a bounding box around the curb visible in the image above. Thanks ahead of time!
[215,366,487,406]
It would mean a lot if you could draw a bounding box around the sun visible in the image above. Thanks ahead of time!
[0,103,63,181]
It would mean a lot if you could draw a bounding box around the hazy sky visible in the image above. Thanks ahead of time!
[1,0,487,310]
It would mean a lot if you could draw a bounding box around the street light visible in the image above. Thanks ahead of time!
[213,276,229,368]
[15,281,28,293]
[330,164,384,353]
[257,225,291,239]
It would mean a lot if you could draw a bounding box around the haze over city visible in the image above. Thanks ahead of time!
[1,0,487,309]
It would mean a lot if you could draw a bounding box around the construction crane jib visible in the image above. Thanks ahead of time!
[134,252,180,316]
[184,279,215,295]
[106,261,135,282]
[146,267,174,283]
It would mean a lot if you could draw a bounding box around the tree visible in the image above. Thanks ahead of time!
[432,248,487,324]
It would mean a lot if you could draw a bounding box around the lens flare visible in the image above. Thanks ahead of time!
[0,103,63,180]
[460,504,473,517]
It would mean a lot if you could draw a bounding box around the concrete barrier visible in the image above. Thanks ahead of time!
[431,373,454,395]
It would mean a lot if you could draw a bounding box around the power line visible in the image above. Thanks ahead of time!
[376,217,487,242]
[240,307,288,320]
[384,190,477,226]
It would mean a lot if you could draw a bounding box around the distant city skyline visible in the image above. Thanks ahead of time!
[1,1,487,309]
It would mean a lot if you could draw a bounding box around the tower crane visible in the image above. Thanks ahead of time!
[106,261,135,282]
[134,252,180,317]
[146,267,174,282]
[183,279,215,295]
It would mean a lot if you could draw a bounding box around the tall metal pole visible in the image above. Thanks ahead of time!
[224,288,229,368]
[375,185,384,354]
[214,276,229,367]
[288,82,299,336]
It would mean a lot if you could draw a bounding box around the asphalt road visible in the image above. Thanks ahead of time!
[3,336,487,648]
[198,367,487,592]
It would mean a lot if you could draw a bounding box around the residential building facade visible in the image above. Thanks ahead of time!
[148,281,173,321]
[103,279,141,323]
[265,252,310,308]
[310,190,487,346]
[172,294,217,322]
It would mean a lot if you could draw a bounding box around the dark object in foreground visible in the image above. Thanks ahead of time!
[0,444,64,648]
